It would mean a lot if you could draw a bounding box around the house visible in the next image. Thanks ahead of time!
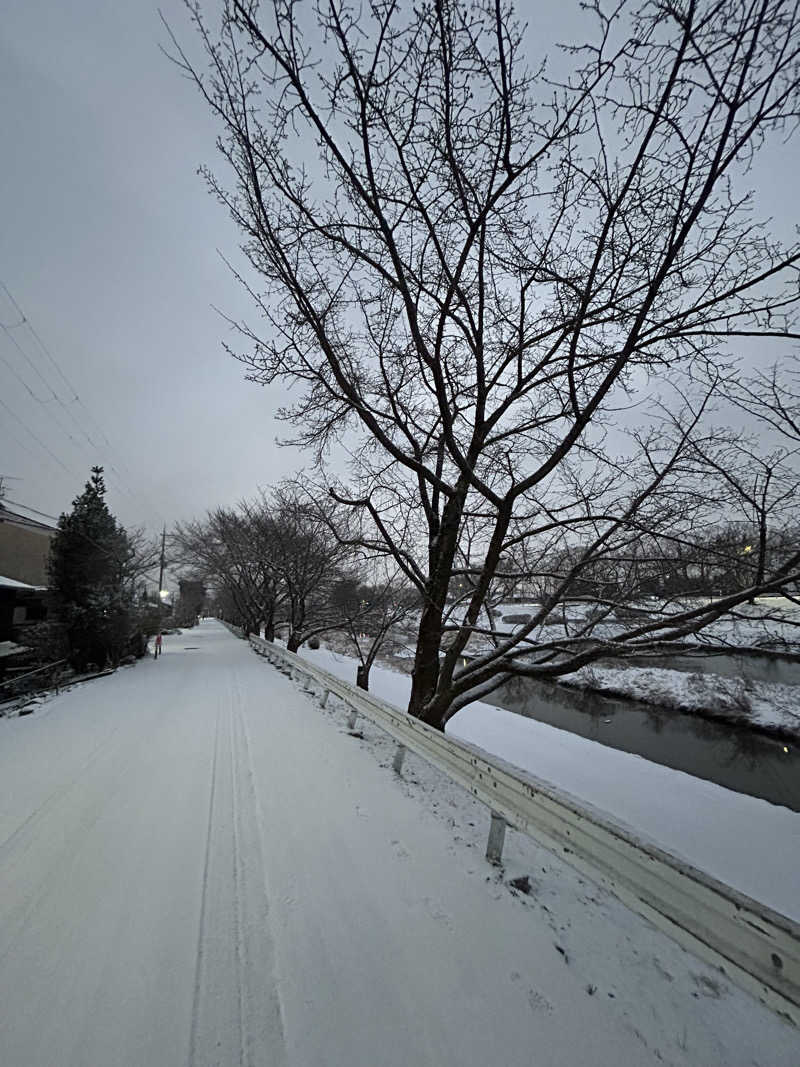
[0,574,47,644]
[0,504,55,586]
[0,505,55,643]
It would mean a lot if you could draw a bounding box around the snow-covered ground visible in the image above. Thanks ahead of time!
[1,621,797,1065]
[454,593,800,648]
[300,645,800,924]
[481,596,800,650]
[560,664,800,737]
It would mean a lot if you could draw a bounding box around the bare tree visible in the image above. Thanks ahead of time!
[265,483,358,650]
[172,506,281,636]
[731,357,800,449]
[330,567,420,690]
[124,527,162,596]
[173,0,800,727]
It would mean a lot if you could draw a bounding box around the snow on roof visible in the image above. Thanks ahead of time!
[0,640,32,658]
[0,506,56,532]
[0,575,46,590]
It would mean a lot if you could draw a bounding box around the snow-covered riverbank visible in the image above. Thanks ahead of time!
[560,665,800,740]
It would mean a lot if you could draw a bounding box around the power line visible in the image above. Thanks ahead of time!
[0,304,111,468]
[0,332,129,495]
[0,394,74,474]
[16,321,104,450]
[1,321,68,404]
[1,282,80,401]
[0,332,50,401]
[0,355,128,495]
[1,314,104,452]
[0,281,167,524]
[1,281,121,459]
[0,345,105,467]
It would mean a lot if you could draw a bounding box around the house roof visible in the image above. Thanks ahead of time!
[0,505,57,534]
[0,575,46,591]
[0,640,32,658]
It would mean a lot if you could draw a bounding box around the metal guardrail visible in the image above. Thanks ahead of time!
[249,635,800,1025]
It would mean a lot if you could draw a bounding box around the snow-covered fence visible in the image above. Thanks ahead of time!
[0,658,68,705]
[249,635,800,1025]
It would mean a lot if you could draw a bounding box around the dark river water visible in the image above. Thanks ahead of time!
[479,664,800,813]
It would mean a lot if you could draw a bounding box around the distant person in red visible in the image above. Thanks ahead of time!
[154,632,163,659]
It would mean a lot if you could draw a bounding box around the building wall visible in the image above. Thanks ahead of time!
[0,520,53,586]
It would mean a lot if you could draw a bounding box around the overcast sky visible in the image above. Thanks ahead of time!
[0,0,304,534]
[1,1,797,539]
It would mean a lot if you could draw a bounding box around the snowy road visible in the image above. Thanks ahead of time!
[0,621,794,1066]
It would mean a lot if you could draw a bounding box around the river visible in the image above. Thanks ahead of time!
[480,666,800,812]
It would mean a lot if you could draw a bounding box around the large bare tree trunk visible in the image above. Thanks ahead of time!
[287,632,301,654]
[408,493,466,727]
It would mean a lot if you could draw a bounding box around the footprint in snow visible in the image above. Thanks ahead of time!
[510,973,553,1014]
[422,896,454,930]
[527,989,553,1014]
[390,839,410,860]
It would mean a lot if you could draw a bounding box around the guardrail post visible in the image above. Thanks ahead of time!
[347,709,359,730]
[320,689,331,708]
[392,744,407,775]
[486,811,507,865]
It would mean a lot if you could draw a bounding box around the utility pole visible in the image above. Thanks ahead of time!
[155,526,167,660]
[157,525,166,596]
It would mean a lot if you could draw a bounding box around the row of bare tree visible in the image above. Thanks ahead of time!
[171,484,419,689]
[169,0,800,727]
[171,469,798,703]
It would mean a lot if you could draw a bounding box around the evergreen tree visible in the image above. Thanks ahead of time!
[49,467,134,670]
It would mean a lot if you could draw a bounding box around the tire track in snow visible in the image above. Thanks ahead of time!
[229,676,249,1066]
[188,672,286,1067]
[188,703,222,1067]
[230,670,287,1067]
